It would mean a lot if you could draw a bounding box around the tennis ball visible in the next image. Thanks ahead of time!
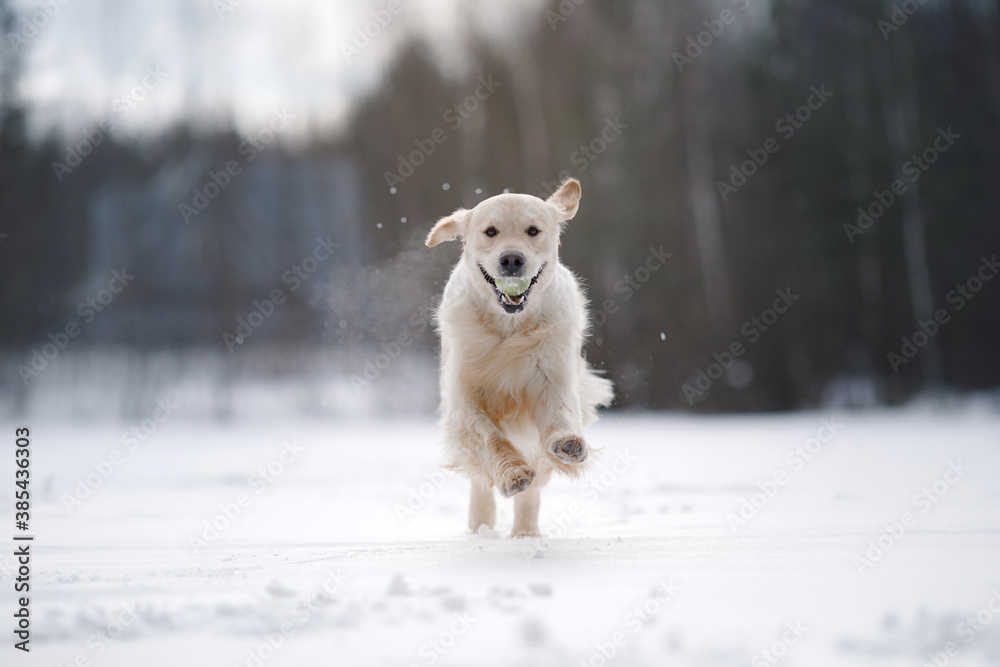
[495,276,531,297]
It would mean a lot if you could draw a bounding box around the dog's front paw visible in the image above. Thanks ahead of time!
[498,465,536,497]
[550,436,588,464]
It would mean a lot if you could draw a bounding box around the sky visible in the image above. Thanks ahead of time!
[8,0,546,143]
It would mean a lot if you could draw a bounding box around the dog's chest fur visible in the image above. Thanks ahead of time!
[437,262,583,427]
[457,312,550,425]
[444,301,566,426]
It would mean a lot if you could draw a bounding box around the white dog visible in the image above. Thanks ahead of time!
[425,178,613,537]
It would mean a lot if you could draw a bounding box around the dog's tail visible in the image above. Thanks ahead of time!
[579,364,614,426]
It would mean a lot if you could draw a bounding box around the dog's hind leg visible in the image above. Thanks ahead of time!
[512,483,542,537]
[468,479,496,532]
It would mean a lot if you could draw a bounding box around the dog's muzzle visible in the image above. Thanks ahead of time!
[479,263,546,314]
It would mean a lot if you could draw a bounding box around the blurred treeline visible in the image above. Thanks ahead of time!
[1,0,999,413]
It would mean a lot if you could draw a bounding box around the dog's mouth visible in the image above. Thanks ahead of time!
[479,263,546,314]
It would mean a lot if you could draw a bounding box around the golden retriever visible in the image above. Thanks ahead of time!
[425,178,613,537]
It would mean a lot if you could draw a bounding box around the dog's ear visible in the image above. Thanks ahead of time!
[426,208,469,247]
[546,178,582,221]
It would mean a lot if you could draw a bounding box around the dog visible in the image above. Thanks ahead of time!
[425,178,613,537]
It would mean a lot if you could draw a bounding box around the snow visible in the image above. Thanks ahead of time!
[4,407,1000,666]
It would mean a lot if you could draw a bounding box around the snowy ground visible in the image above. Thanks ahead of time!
[3,407,1000,666]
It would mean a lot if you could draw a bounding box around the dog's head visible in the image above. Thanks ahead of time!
[425,179,581,315]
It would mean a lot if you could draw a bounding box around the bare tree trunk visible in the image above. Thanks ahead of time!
[459,77,488,202]
[508,53,551,194]
[871,28,943,388]
[682,71,733,336]
[952,0,1000,116]
[846,35,884,374]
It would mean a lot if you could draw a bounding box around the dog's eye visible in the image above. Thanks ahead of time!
[527,226,539,237]
[484,227,498,237]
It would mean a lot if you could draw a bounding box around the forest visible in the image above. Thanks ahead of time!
[1,0,998,413]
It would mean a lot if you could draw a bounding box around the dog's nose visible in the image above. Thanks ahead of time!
[498,251,526,276]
